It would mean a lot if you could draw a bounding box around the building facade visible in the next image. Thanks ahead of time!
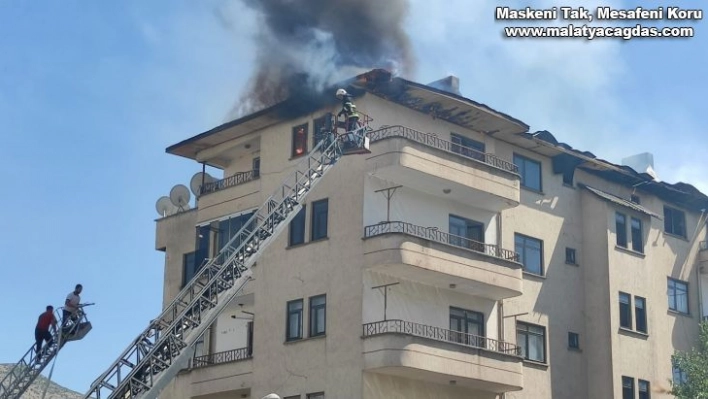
[154,70,708,399]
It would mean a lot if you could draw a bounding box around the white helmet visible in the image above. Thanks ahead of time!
[335,88,348,99]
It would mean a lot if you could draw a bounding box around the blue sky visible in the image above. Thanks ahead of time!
[0,0,705,394]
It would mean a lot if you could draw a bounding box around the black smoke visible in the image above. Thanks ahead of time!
[231,0,414,118]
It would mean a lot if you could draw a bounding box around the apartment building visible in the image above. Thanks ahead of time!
[154,69,708,399]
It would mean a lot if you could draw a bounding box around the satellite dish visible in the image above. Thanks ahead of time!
[155,196,178,217]
[170,184,191,210]
[190,172,216,196]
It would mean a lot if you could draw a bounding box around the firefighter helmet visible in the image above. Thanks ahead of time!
[335,88,348,99]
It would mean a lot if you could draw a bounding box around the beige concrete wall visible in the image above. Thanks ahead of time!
[155,209,198,308]
[363,373,497,399]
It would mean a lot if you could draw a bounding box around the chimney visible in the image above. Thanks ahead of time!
[427,75,461,96]
[622,152,659,181]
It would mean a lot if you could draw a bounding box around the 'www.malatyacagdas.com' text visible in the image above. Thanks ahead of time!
[504,25,694,39]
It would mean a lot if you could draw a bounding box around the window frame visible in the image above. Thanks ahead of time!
[631,217,644,253]
[286,299,304,341]
[568,332,580,349]
[635,296,647,333]
[252,157,261,178]
[288,206,307,247]
[513,153,542,191]
[664,205,687,238]
[514,233,544,276]
[638,379,650,399]
[619,292,632,329]
[622,376,635,399]
[292,123,309,158]
[668,278,689,314]
[516,321,546,363]
[615,212,628,248]
[309,294,327,337]
[182,251,197,288]
[306,392,325,399]
[565,247,577,265]
[450,132,486,162]
[311,199,329,241]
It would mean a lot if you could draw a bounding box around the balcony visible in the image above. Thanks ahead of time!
[362,320,523,393]
[196,169,261,224]
[183,348,253,398]
[363,221,523,300]
[367,126,520,211]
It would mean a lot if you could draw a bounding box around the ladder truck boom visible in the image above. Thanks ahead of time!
[82,122,370,399]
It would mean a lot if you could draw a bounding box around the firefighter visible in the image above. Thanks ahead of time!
[336,89,361,148]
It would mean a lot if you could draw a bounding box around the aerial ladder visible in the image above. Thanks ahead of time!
[0,304,94,399]
[80,107,371,399]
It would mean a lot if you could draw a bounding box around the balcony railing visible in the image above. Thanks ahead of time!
[200,169,260,196]
[364,221,520,262]
[368,125,519,174]
[700,241,708,251]
[363,319,522,356]
[191,347,252,369]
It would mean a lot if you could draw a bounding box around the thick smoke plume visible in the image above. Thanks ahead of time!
[231,0,414,118]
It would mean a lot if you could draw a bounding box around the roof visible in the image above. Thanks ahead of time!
[579,184,661,219]
[165,69,530,162]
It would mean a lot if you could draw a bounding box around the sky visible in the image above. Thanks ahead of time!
[0,0,705,394]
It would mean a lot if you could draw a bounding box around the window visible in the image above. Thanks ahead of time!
[218,212,256,251]
[307,393,325,399]
[673,363,688,385]
[292,123,308,158]
[631,194,641,204]
[516,322,546,363]
[616,212,628,248]
[565,247,577,265]
[619,292,632,329]
[182,252,197,287]
[515,233,544,276]
[286,299,303,341]
[284,396,300,399]
[631,217,643,253]
[252,157,260,178]
[664,206,687,237]
[635,296,647,333]
[513,153,542,191]
[313,114,331,147]
[668,278,689,314]
[622,376,634,399]
[449,307,485,347]
[449,215,485,251]
[309,294,326,337]
[288,206,306,246]
[451,133,485,162]
[311,199,329,241]
[638,379,650,399]
[568,332,580,349]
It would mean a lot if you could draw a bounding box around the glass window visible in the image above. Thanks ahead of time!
[307,393,324,399]
[451,133,485,162]
[668,278,689,314]
[622,376,634,399]
[673,364,688,385]
[631,217,643,252]
[565,247,577,265]
[638,379,650,399]
[286,299,303,341]
[568,332,580,349]
[182,252,197,287]
[449,215,485,251]
[635,296,647,333]
[664,206,686,237]
[619,292,632,329]
[311,199,329,241]
[616,212,627,248]
[513,153,542,191]
[252,157,260,178]
[516,322,546,363]
[515,233,543,275]
[292,123,308,157]
[289,206,306,246]
[309,295,326,337]
[449,307,485,348]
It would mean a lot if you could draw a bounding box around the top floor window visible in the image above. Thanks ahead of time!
[292,123,308,158]
[664,206,686,238]
[450,133,485,162]
[513,153,542,191]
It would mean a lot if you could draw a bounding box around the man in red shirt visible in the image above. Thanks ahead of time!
[35,305,57,355]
